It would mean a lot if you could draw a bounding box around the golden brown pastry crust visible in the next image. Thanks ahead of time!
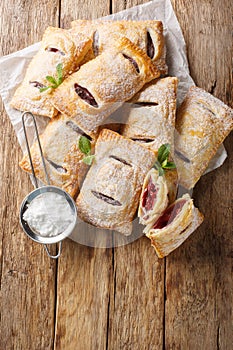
[76,129,156,235]
[51,37,160,137]
[175,86,233,189]
[10,27,92,118]
[146,194,204,258]
[71,19,167,74]
[19,114,93,198]
[121,77,178,153]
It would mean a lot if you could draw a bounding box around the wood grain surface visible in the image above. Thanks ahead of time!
[0,0,232,349]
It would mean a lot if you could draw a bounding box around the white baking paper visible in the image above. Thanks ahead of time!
[0,0,227,247]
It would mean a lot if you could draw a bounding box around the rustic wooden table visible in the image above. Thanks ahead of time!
[0,0,232,349]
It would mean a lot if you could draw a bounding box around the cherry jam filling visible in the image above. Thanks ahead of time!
[46,158,67,173]
[109,155,132,167]
[74,83,98,107]
[91,191,122,206]
[146,31,155,59]
[142,176,158,212]
[122,54,140,73]
[153,199,186,229]
[29,81,45,89]
[45,47,65,55]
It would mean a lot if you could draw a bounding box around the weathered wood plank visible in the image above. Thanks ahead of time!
[54,240,113,350]
[54,2,113,350]
[60,0,111,28]
[108,237,165,350]
[165,1,233,349]
[0,1,59,349]
[112,0,147,13]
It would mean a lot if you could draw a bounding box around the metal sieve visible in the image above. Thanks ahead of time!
[19,112,77,259]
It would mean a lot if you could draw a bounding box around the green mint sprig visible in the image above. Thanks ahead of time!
[78,136,95,165]
[39,63,63,92]
[154,143,176,176]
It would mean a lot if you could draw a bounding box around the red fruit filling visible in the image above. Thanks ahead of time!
[74,83,98,107]
[153,199,186,229]
[142,177,158,212]
[146,31,155,59]
[122,54,140,73]
[45,47,65,55]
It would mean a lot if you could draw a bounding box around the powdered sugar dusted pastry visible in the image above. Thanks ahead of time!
[19,114,93,198]
[76,129,156,235]
[121,77,178,153]
[175,86,233,189]
[11,27,92,118]
[146,194,204,258]
[138,168,169,227]
[51,37,159,137]
[71,19,167,74]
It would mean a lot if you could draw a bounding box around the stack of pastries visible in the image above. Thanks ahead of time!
[11,20,233,258]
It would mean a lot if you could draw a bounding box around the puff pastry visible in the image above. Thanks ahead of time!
[175,86,233,189]
[51,37,159,137]
[163,167,178,204]
[11,27,92,118]
[121,77,178,152]
[138,167,178,229]
[76,129,156,235]
[138,168,169,227]
[146,194,204,258]
[71,19,167,74]
[19,114,94,198]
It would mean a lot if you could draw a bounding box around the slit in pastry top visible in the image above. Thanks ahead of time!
[74,83,98,107]
[45,47,65,56]
[122,53,140,73]
[109,155,132,167]
[146,31,155,59]
[29,81,46,89]
[91,190,122,206]
[93,30,99,56]
[131,138,154,143]
[132,101,159,107]
[66,120,92,140]
[174,150,191,163]
[195,101,216,116]
[46,158,67,173]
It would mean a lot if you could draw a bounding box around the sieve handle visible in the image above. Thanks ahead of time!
[44,242,62,259]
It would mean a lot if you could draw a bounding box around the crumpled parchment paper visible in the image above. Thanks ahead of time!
[0,0,227,247]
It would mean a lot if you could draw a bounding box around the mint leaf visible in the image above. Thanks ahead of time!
[161,158,168,168]
[78,136,91,155]
[82,155,95,165]
[39,86,50,93]
[56,63,63,85]
[154,161,164,176]
[40,63,63,93]
[163,161,176,170]
[56,63,63,78]
[153,144,176,175]
[46,75,57,86]
[158,143,170,164]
